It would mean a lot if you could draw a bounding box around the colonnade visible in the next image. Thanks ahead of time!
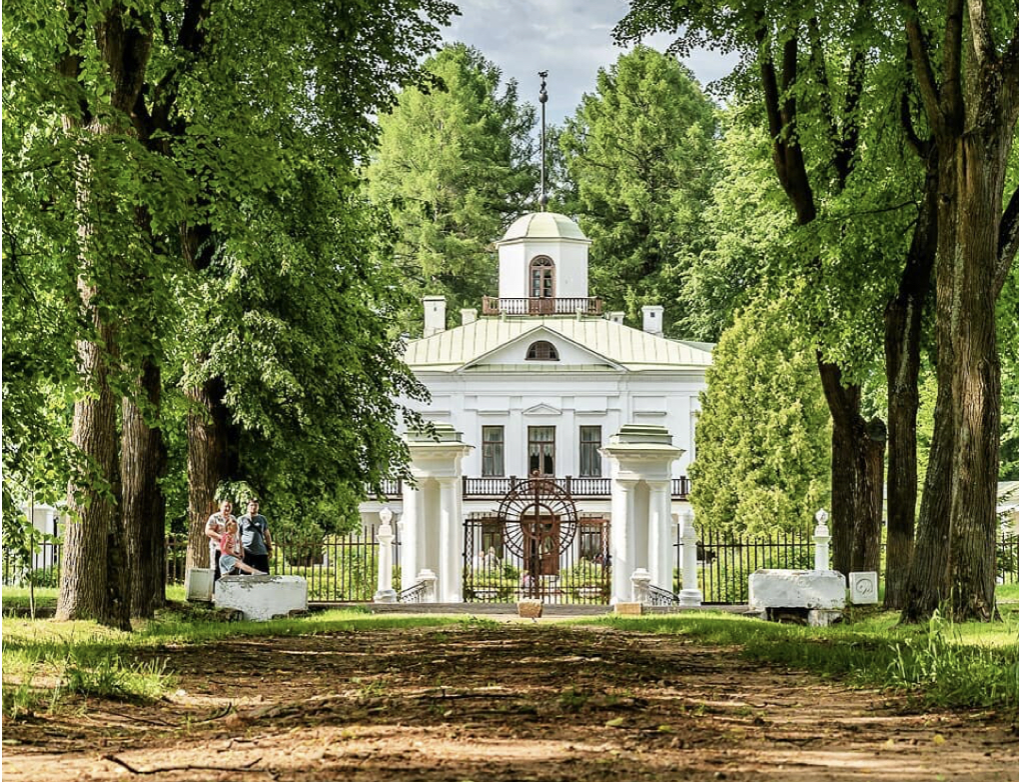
[383,422,700,605]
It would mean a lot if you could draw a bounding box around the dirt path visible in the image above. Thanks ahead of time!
[3,623,1016,781]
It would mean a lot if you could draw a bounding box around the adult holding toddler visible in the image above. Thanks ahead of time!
[239,499,273,575]
[204,500,236,582]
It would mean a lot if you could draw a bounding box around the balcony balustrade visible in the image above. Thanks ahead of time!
[481,296,603,316]
[376,476,691,501]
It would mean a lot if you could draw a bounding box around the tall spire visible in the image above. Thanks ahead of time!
[538,70,548,211]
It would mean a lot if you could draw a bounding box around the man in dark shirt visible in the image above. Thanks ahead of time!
[238,499,273,574]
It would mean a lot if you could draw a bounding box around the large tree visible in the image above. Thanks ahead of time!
[4,0,454,626]
[691,293,832,535]
[899,0,1019,621]
[366,43,538,333]
[618,3,893,581]
[560,46,719,333]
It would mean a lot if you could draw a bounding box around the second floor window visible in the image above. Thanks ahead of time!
[482,426,504,477]
[530,256,555,298]
[579,425,602,477]
[528,426,556,476]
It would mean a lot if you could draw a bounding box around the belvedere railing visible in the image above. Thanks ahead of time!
[481,296,603,316]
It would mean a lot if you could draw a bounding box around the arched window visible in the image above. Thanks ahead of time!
[526,340,559,361]
[530,256,555,298]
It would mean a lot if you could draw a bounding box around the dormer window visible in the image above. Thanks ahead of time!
[526,340,559,361]
[530,256,555,298]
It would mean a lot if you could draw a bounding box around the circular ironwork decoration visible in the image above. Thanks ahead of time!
[496,476,579,559]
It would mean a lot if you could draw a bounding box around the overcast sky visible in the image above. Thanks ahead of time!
[441,0,740,125]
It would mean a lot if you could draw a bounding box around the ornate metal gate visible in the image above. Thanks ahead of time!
[462,475,611,604]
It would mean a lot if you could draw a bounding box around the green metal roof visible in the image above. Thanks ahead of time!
[497,212,589,243]
[405,317,713,373]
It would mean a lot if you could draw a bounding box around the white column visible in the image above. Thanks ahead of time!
[813,508,831,571]
[400,481,422,587]
[374,508,396,603]
[437,477,459,602]
[610,479,637,604]
[679,508,703,607]
[647,481,673,592]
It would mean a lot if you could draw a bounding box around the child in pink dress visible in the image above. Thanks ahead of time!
[219,519,267,575]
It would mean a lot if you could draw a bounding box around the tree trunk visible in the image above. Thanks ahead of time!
[902,128,1009,623]
[854,417,886,575]
[945,131,1006,621]
[185,377,234,571]
[55,3,153,630]
[818,360,884,578]
[121,361,167,617]
[883,161,937,609]
[57,319,131,629]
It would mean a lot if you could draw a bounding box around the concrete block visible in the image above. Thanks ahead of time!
[185,568,215,602]
[615,602,644,616]
[517,599,543,618]
[749,569,846,611]
[849,571,879,604]
[214,575,308,621]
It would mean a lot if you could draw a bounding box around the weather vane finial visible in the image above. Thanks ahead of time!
[538,71,549,211]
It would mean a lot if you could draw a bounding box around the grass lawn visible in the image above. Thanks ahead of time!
[1,599,465,715]
[580,605,1019,714]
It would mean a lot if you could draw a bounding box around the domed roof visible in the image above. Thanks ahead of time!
[499,212,588,243]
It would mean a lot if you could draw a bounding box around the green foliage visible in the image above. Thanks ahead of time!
[4,0,458,553]
[890,612,1019,709]
[589,610,1019,714]
[560,46,719,334]
[691,294,831,534]
[367,42,538,333]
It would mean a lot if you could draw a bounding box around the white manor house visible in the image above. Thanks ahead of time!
[360,211,713,606]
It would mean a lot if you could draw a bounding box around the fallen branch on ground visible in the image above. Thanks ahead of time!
[102,755,266,775]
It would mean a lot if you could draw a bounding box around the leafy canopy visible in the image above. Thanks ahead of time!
[367,42,538,332]
[560,46,719,334]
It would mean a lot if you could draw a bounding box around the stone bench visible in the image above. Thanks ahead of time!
[214,575,308,621]
[748,569,846,626]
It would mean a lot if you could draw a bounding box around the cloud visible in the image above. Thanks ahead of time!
[442,0,739,124]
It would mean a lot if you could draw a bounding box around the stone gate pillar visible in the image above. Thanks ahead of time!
[403,424,472,602]
[601,425,684,604]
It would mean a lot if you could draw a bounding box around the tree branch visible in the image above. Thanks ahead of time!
[103,754,267,776]
[966,0,998,67]
[996,186,1019,296]
[941,0,965,131]
[902,0,944,137]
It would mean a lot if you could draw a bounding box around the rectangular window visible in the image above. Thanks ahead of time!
[579,425,602,477]
[579,521,607,561]
[481,522,505,561]
[528,426,556,476]
[482,426,504,477]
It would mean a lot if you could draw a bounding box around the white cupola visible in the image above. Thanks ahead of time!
[494,212,592,301]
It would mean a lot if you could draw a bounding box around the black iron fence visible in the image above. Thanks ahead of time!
[1001,533,1019,584]
[6,528,1017,604]
[268,524,397,602]
[679,527,816,604]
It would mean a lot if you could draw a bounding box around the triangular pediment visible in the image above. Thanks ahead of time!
[456,325,626,372]
[522,402,562,416]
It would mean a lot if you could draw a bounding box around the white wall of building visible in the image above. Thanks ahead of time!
[498,240,590,299]
[405,369,703,478]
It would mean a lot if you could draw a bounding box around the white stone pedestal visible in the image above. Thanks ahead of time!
[749,569,846,626]
[849,571,879,604]
[215,575,308,621]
